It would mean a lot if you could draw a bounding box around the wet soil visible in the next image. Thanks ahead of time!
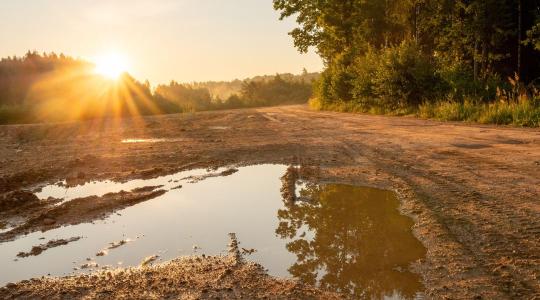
[0,105,539,298]
[0,186,166,242]
[17,237,81,258]
[0,236,341,300]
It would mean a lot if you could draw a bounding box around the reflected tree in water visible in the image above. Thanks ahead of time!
[276,183,426,299]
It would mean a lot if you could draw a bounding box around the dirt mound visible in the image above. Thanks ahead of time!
[0,190,39,211]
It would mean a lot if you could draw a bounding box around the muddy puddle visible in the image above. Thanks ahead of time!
[1,165,425,299]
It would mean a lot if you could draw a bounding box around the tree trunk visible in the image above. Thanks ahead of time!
[474,39,479,82]
[517,0,522,78]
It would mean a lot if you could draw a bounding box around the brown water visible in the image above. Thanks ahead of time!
[1,165,425,299]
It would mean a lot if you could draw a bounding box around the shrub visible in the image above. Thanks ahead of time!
[373,42,446,107]
[347,42,447,110]
[314,55,356,105]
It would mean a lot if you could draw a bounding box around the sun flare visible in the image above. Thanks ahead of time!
[94,53,129,79]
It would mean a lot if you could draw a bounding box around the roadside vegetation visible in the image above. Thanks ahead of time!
[275,0,540,127]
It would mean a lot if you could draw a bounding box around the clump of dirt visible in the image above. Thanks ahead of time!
[220,168,238,176]
[183,167,239,183]
[80,261,98,269]
[0,187,166,242]
[16,237,82,258]
[0,168,60,194]
[140,255,159,267]
[96,238,132,257]
[0,190,39,211]
[0,191,61,231]
[0,235,343,299]
[107,239,130,249]
[131,186,164,193]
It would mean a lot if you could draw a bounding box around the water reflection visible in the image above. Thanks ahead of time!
[276,183,426,299]
[1,164,425,299]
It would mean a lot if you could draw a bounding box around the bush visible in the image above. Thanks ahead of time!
[437,60,504,102]
[349,48,379,105]
[371,42,446,107]
[314,52,356,105]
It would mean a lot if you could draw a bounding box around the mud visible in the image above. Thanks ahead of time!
[16,237,82,258]
[0,235,341,300]
[0,105,539,298]
[95,238,133,256]
[182,167,239,183]
[141,255,159,267]
[0,190,40,211]
[0,187,166,242]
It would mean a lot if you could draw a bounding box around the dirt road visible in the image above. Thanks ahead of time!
[1,105,539,299]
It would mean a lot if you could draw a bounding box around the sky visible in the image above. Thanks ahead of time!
[0,0,323,84]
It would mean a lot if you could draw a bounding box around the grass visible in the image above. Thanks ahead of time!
[309,97,540,127]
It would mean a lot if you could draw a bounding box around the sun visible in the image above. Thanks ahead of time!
[94,53,129,79]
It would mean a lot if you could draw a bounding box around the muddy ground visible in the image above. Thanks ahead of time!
[0,105,539,299]
[1,234,341,300]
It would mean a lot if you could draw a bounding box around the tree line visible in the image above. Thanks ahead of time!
[273,0,540,126]
[0,52,317,124]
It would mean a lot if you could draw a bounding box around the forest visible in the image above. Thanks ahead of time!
[0,52,316,124]
[274,0,540,126]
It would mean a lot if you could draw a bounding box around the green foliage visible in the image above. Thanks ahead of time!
[525,22,540,51]
[154,82,213,112]
[418,100,482,121]
[314,55,356,104]
[312,96,540,127]
[368,42,446,107]
[315,43,446,109]
[278,0,540,127]
[240,75,312,106]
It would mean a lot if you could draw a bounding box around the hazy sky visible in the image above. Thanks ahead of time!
[0,0,323,84]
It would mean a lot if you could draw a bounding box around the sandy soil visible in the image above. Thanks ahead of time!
[0,105,539,299]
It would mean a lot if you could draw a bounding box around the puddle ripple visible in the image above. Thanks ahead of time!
[1,165,426,299]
